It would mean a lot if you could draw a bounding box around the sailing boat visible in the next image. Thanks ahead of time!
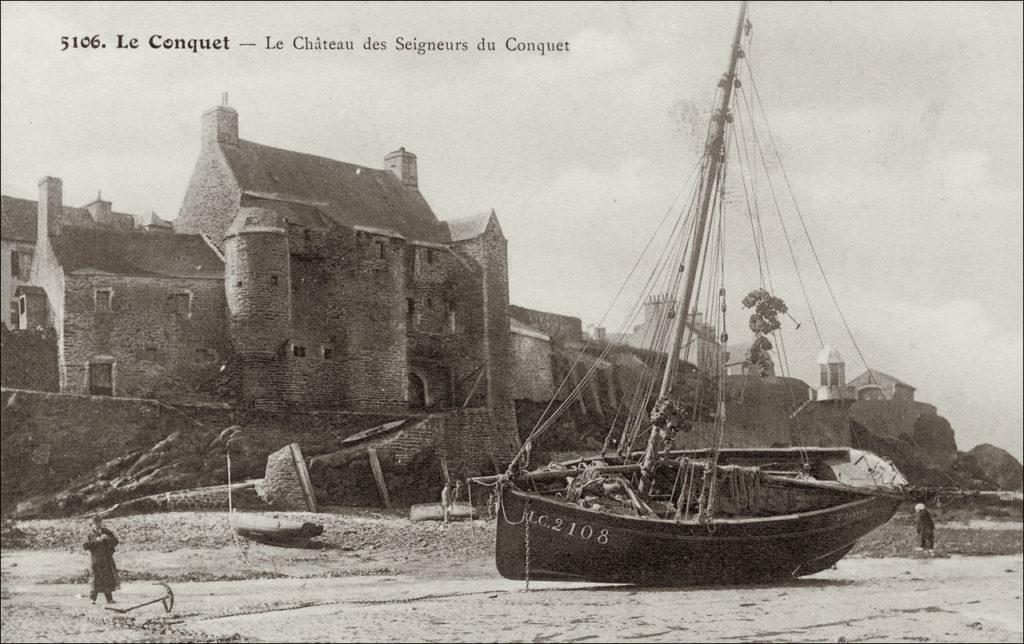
[477,1,909,586]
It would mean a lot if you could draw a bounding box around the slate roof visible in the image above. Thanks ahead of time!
[222,140,452,244]
[0,195,101,242]
[848,368,915,391]
[51,228,223,279]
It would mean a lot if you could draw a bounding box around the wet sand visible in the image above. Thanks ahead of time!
[3,551,1021,642]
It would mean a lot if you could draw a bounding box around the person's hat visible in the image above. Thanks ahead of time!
[914,503,925,511]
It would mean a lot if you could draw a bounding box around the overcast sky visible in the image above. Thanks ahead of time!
[2,2,1021,458]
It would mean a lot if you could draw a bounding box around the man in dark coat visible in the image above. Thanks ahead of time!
[84,517,120,603]
[915,503,935,552]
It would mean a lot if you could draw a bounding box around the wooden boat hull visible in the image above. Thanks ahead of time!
[495,483,899,585]
[234,515,324,544]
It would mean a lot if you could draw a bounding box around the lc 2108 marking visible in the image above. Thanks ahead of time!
[522,509,610,544]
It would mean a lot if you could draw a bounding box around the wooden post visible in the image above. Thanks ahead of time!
[226,451,233,515]
[367,448,391,509]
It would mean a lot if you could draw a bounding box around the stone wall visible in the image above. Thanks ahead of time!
[510,304,583,342]
[60,273,229,401]
[263,443,316,511]
[0,327,58,391]
[511,330,555,402]
[177,142,240,247]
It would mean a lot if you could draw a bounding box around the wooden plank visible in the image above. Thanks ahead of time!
[367,448,391,509]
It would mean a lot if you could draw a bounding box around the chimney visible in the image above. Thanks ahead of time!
[383,147,418,188]
[85,191,114,225]
[38,176,63,239]
[595,327,607,342]
[201,93,238,147]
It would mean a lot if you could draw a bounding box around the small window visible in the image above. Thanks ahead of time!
[172,293,191,317]
[9,301,18,327]
[303,229,311,242]
[292,344,306,358]
[446,302,456,332]
[376,240,386,259]
[406,298,416,322]
[236,280,243,287]
[95,289,112,312]
[427,249,435,264]
[144,346,158,361]
[271,275,279,286]
[245,216,258,225]
[322,346,334,360]
[9,251,17,277]
[19,298,26,315]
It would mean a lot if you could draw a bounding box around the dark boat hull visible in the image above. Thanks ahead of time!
[495,483,899,586]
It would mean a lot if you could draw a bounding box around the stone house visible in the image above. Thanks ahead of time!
[1,193,133,330]
[171,100,514,433]
[22,177,228,399]
[847,369,916,402]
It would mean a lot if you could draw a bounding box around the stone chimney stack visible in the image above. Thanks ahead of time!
[383,147,418,188]
[202,93,238,147]
[85,191,113,225]
[38,176,63,239]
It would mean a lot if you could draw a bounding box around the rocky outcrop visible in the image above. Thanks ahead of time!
[968,444,1024,491]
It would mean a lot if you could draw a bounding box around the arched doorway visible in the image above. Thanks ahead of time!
[408,371,427,408]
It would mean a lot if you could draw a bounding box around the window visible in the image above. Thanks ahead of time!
[236,280,243,287]
[292,344,306,358]
[9,301,18,328]
[172,293,191,317]
[376,239,386,259]
[819,364,828,387]
[303,229,311,243]
[446,302,456,332]
[406,298,416,326]
[426,249,435,264]
[245,215,258,225]
[143,346,158,362]
[322,346,334,360]
[426,297,433,309]
[828,363,842,386]
[95,289,112,312]
[271,275,279,286]
[9,251,17,277]
[19,298,26,315]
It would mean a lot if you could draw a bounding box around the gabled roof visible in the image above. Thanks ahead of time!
[138,210,173,230]
[848,368,915,391]
[51,228,223,278]
[221,140,450,243]
[446,211,498,242]
[0,195,101,242]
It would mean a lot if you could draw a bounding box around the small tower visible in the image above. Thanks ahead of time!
[224,207,291,407]
[816,344,846,401]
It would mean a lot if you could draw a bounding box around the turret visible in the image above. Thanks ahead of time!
[816,344,847,401]
[224,207,291,354]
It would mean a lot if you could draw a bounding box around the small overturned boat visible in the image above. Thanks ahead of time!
[234,514,324,544]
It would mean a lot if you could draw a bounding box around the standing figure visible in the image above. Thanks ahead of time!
[441,481,453,524]
[915,503,935,552]
[84,517,120,604]
[486,491,496,520]
[453,480,463,503]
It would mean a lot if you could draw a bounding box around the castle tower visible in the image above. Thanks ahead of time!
[224,207,291,406]
[816,344,847,401]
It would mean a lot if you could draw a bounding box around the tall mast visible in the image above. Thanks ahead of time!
[637,1,747,497]
[658,0,748,398]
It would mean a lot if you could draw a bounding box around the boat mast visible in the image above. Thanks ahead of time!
[637,1,747,496]
[659,0,747,398]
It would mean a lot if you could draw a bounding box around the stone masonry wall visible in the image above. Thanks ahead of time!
[61,273,229,401]
[176,142,241,247]
[510,304,583,342]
